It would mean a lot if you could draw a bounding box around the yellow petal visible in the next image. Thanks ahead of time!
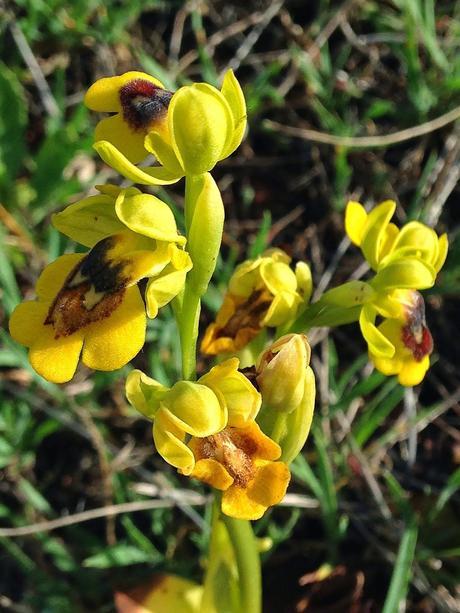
[81,286,146,371]
[389,221,438,262]
[220,69,247,157]
[232,421,282,461]
[398,356,430,386]
[359,306,395,358]
[199,358,261,427]
[295,261,312,303]
[144,131,184,175]
[434,233,448,273]
[190,458,234,490]
[169,83,234,175]
[263,291,299,327]
[35,254,84,301]
[161,382,227,437]
[95,114,148,164]
[52,194,125,248]
[221,460,290,520]
[345,200,368,246]
[94,141,182,185]
[153,414,195,474]
[84,71,164,111]
[9,301,50,347]
[115,191,186,245]
[145,251,192,318]
[372,258,435,291]
[361,200,396,269]
[260,260,297,295]
[125,369,167,418]
[29,325,84,384]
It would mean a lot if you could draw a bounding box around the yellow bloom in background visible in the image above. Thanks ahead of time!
[188,421,290,520]
[201,249,312,355]
[52,185,192,318]
[345,199,448,275]
[368,291,433,386]
[126,358,261,474]
[85,71,173,164]
[9,252,146,384]
[94,70,246,184]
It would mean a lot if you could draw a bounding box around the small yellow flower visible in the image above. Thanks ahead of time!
[94,70,246,184]
[368,291,433,386]
[126,358,261,474]
[84,71,172,164]
[9,252,146,383]
[345,200,448,275]
[188,421,290,520]
[201,249,311,355]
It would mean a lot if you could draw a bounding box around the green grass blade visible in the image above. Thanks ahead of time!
[382,519,418,613]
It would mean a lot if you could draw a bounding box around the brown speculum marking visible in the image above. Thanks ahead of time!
[198,428,258,488]
[401,324,433,361]
[119,79,173,131]
[216,289,273,340]
[401,292,433,361]
[45,237,129,339]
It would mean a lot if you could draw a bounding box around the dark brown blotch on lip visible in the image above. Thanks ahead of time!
[119,79,173,131]
[45,237,129,338]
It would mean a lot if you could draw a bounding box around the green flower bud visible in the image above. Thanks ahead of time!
[257,334,311,413]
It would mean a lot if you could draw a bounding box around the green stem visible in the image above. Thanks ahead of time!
[222,515,262,613]
[178,284,201,381]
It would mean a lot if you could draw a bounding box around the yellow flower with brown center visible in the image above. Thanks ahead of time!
[93,70,247,184]
[126,358,261,474]
[84,71,173,164]
[9,250,146,383]
[201,249,312,355]
[10,187,192,383]
[368,291,434,386]
[188,421,290,520]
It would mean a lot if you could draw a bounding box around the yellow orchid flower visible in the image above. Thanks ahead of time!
[9,250,146,384]
[188,421,290,520]
[368,292,433,386]
[84,71,173,164]
[52,185,192,319]
[125,358,261,474]
[201,249,312,355]
[345,200,448,276]
[10,188,193,384]
[93,70,246,184]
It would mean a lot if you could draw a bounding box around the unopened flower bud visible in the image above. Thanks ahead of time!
[256,334,311,413]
